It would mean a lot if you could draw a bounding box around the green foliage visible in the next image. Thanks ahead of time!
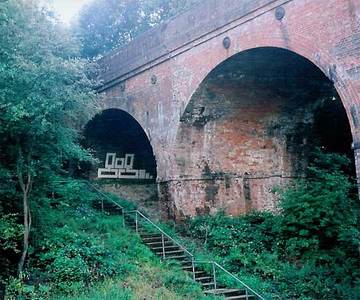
[0,0,98,280]
[3,179,214,299]
[77,0,200,58]
[0,214,23,285]
[277,149,359,261]
[184,151,360,299]
[0,0,97,175]
[0,214,22,252]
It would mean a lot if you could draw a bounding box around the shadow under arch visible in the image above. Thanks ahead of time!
[173,46,355,217]
[179,41,358,141]
[83,108,157,180]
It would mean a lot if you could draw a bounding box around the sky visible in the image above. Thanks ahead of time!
[51,0,89,25]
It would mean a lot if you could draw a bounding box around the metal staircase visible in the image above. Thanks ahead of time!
[89,183,265,300]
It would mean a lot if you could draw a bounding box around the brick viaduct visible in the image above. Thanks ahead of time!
[95,0,360,220]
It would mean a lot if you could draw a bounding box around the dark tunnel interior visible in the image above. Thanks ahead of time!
[83,109,157,180]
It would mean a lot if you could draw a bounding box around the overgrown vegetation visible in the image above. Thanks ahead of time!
[181,150,360,299]
[0,0,98,286]
[2,180,214,299]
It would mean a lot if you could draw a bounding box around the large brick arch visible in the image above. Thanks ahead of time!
[173,32,360,141]
[167,45,355,217]
[178,43,357,138]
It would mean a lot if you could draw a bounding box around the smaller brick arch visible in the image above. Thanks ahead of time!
[84,108,158,180]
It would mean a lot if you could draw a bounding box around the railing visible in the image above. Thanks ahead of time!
[123,210,195,259]
[194,261,265,300]
[86,183,125,215]
[86,181,265,300]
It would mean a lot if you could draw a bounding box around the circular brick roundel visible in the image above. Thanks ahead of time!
[275,6,285,20]
[223,37,231,49]
[151,75,157,85]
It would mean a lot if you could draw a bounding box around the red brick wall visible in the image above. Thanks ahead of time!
[99,0,360,219]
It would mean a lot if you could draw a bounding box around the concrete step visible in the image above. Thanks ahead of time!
[205,289,252,298]
[205,289,244,295]
[180,265,194,270]
[140,233,164,238]
[145,241,173,246]
[126,225,139,229]
[225,295,255,300]
[193,270,208,276]
[179,260,193,265]
[142,236,167,241]
[183,269,208,276]
[126,224,139,228]
[201,282,216,288]
[161,250,185,255]
[151,245,180,250]
[195,276,213,282]
[164,255,187,260]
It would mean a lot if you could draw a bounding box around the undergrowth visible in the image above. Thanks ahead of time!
[3,180,215,299]
[178,151,360,299]
[3,151,359,299]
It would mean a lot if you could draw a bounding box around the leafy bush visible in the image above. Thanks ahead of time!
[4,179,217,299]
[277,150,359,261]
[184,151,360,299]
[0,214,22,254]
[0,214,23,288]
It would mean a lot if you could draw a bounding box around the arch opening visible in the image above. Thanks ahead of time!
[82,109,158,207]
[174,47,355,217]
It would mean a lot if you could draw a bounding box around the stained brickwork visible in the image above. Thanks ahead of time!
[98,0,360,219]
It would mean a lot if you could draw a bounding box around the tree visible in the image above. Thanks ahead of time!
[76,0,200,58]
[0,0,97,275]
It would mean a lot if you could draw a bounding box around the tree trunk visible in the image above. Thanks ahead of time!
[17,154,32,276]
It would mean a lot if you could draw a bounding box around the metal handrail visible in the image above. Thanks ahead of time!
[214,262,265,300]
[87,182,265,300]
[84,182,193,258]
[124,210,194,259]
[86,183,125,211]
[50,180,125,212]
[193,261,265,300]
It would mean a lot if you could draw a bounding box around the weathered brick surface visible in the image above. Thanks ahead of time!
[98,0,360,219]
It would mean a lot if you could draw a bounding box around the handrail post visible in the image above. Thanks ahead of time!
[122,210,125,228]
[245,288,249,300]
[101,198,104,214]
[191,258,195,281]
[212,262,217,290]
[161,233,166,259]
[135,211,139,233]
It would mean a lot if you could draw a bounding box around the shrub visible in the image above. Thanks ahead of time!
[184,151,360,299]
